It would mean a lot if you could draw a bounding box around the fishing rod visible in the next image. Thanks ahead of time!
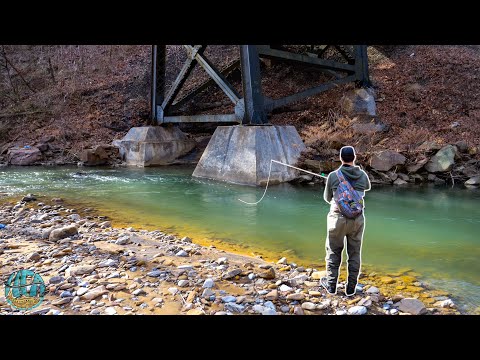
[238,159,328,205]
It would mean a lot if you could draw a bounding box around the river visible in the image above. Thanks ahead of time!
[1,165,479,313]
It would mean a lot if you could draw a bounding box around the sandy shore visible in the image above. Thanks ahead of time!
[0,194,461,315]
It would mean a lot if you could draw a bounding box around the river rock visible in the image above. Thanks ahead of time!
[176,250,188,257]
[115,235,131,245]
[366,286,379,294]
[181,236,192,243]
[370,150,406,172]
[279,284,293,292]
[222,268,242,280]
[351,120,388,135]
[132,289,146,296]
[49,276,64,284]
[168,287,178,295]
[99,221,111,228]
[22,194,37,202]
[311,271,327,280]
[8,147,43,165]
[216,257,228,264]
[104,307,117,315]
[65,264,96,277]
[301,302,316,310]
[407,157,429,173]
[425,145,457,173]
[455,140,468,153]
[465,176,480,186]
[348,305,368,315]
[98,259,118,268]
[396,298,427,315]
[26,252,41,262]
[202,288,214,298]
[221,295,237,303]
[287,293,305,301]
[418,141,442,152]
[147,270,163,277]
[76,288,88,296]
[52,298,71,306]
[81,285,108,301]
[259,267,276,279]
[187,308,205,315]
[202,278,215,288]
[261,307,277,315]
[358,298,372,307]
[277,257,287,265]
[67,213,81,221]
[381,276,395,284]
[177,280,189,287]
[60,291,72,298]
[225,303,244,313]
[340,87,376,117]
[393,178,408,186]
[293,306,304,315]
[436,299,456,308]
[336,310,347,315]
[49,225,78,241]
[265,290,278,300]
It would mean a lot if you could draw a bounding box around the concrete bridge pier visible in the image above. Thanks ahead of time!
[192,125,306,186]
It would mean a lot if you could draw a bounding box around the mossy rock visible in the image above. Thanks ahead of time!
[381,276,395,284]
[406,285,424,293]
[400,275,417,284]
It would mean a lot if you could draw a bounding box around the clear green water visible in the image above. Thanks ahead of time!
[1,166,480,312]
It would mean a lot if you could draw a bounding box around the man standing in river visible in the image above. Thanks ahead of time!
[321,146,371,296]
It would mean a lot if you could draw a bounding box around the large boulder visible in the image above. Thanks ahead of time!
[465,176,480,186]
[340,88,376,117]
[49,225,78,241]
[113,126,196,167]
[7,147,43,165]
[425,145,457,173]
[80,145,119,166]
[370,150,406,172]
[396,298,427,315]
[418,141,442,152]
[406,157,429,173]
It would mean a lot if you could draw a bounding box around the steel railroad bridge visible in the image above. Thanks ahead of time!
[150,45,370,125]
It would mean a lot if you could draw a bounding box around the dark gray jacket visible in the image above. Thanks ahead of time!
[324,164,371,212]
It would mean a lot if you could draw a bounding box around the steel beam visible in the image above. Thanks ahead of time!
[163,114,238,123]
[270,75,357,110]
[171,60,240,112]
[161,45,204,116]
[354,45,370,86]
[184,45,240,105]
[240,45,267,125]
[334,45,355,64]
[150,45,166,123]
[257,45,356,73]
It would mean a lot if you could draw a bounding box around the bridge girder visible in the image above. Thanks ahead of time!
[150,45,370,125]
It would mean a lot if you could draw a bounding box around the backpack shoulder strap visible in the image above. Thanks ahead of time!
[337,169,356,188]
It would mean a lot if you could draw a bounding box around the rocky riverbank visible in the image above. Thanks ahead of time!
[0,195,462,315]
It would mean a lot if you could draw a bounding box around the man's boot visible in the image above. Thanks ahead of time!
[320,277,337,295]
